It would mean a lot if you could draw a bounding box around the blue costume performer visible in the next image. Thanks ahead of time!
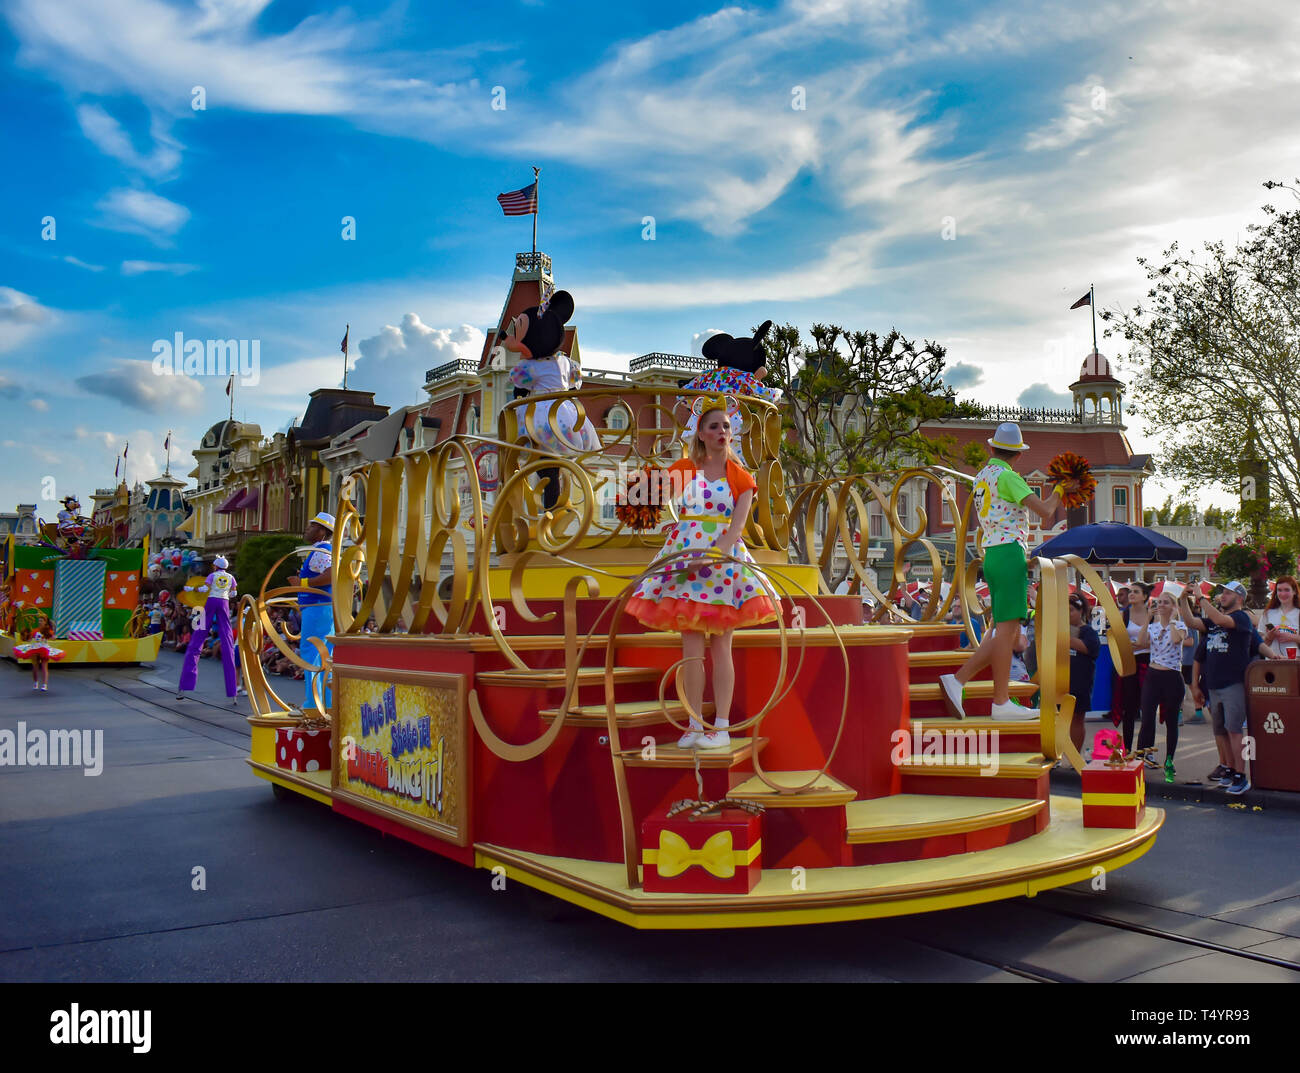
[178,556,239,699]
[298,511,335,710]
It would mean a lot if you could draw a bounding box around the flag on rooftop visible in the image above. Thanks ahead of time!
[497,182,538,216]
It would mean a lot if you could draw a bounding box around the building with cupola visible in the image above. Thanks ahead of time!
[914,348,1153,555]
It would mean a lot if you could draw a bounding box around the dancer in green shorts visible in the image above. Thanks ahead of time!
[940,422,1076,721]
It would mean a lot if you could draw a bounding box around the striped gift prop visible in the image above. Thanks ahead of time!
[53,558,107,639]
[67,622,104,640]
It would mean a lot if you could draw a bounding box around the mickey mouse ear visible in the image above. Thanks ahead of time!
[701,333,733,362]
[546,290,574,324]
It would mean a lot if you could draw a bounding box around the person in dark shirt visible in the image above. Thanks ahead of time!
[1180,581,1253,794]
[1068,594,1101,752]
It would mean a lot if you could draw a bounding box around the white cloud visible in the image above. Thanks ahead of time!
[0,286,55,353]
[75,103,181,177]
[352,316,486,409]
[63,256,105,272]
[30,397,49,412]
[121,260,199,276]
[95,188,190,239]
[76,359,205,413]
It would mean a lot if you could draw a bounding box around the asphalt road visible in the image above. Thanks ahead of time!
[2,650,1298,983]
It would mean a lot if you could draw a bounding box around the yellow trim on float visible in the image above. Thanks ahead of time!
[471,799,1164,930]
[247,759,334,806]
[475,831,1160,930]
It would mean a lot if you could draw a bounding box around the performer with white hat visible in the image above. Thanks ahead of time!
[298,511,335,710]
[939,422,1077,721]
[178,554,240,701]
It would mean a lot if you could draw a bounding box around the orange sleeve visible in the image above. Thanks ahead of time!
[727,458,757,498]
[667,459,696,481]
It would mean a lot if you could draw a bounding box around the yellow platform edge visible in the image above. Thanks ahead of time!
[1,631,163,664]
[473,802,1164,930]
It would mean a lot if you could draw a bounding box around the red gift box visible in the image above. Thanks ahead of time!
[275,727,332,774]
[1081,758,1146,828]
[641,806,762,894]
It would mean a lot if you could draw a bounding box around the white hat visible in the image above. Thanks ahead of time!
[213,555,229,569]
[310,511,335,531]
[987,421,1030,451]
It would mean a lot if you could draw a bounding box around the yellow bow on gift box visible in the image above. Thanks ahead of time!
[654,829,735,878]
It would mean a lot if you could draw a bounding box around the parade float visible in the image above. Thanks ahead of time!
[1,500,163,666]
[237,306,1160,930]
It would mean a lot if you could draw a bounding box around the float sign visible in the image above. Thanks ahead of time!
[336,674,466,844]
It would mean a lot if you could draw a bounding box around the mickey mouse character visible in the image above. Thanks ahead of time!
[502,289,599,508]
[682,320,781,438]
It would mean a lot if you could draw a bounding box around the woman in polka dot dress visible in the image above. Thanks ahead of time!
[625,398,779,749]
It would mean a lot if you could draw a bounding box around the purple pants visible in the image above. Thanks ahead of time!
[178,598,238,697]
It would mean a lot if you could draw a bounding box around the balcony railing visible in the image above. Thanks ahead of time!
[628,352,712,376]
[424,358,481,386]
[514,251,552,276]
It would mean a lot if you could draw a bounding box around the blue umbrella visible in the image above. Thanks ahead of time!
[1031,522,1188,564]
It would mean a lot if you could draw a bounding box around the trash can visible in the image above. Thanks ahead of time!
[1246,661,1300,793]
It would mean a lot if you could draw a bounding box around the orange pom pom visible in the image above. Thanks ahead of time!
[1047,452,1096,510]
[615,465,665,531]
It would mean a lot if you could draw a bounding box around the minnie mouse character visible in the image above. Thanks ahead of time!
[682,321,781,438]
[502,289,599,509]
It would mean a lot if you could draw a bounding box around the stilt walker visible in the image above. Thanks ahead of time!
[178,555,240,699]
[298,511,335,711]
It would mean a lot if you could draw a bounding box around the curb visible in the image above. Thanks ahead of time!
[1050,765,1300,815]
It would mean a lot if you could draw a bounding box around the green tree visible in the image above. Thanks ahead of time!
[763,322,966,579]
[232,534,304,596]
[1110,179,1300,566]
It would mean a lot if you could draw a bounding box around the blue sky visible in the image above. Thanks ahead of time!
[3,0,1298,515]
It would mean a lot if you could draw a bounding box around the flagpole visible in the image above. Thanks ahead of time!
[165,430,172,476]
[342,325,349,389]
[1091,283,1097,354]
[532,166,539,259]
[229,376,235,424]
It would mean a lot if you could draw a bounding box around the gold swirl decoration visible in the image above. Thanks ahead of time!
[786,467,985,638]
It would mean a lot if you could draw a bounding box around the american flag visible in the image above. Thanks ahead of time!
[497,182,538,216]
[341,325,349,356]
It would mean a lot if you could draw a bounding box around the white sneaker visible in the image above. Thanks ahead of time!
[33,682,40,691]
[990,700,1037,721]
[677,722,705,748]
[697,730,732,749]
[939,674,966,718]
[40,684,48,692]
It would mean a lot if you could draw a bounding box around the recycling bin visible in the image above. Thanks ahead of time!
[1245,661,1300,793]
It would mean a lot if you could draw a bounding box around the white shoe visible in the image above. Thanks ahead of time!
[40,684,48,692]
[33,682,40,691]
[939,674,966,718]
[990,700,1037,721]
[677,722,705,749]
[697,730,732,749]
